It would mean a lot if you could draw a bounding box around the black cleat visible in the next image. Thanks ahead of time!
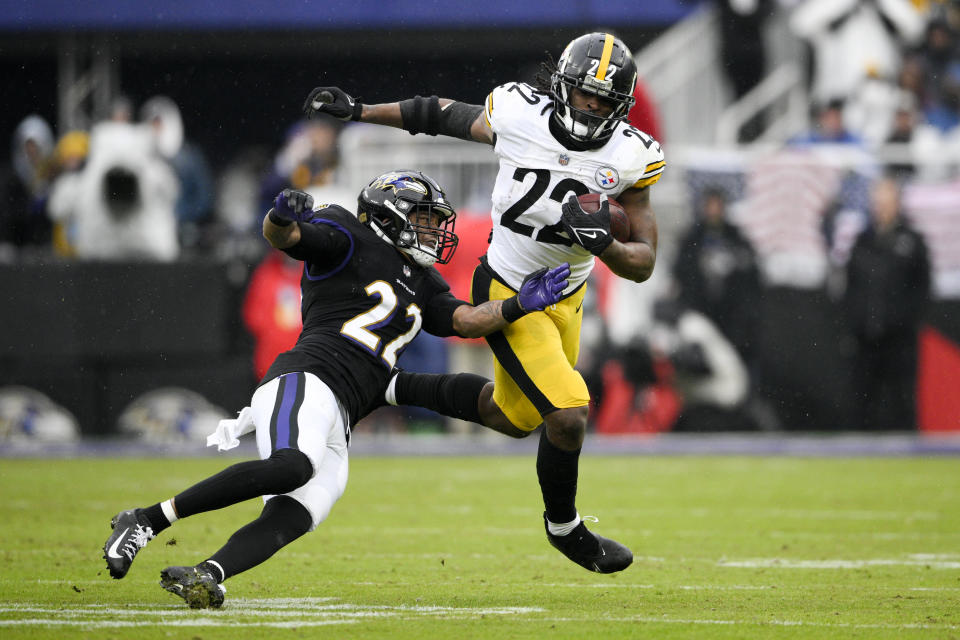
[544,514,633,574]
[103,509,155,579]
[160,565,226,609]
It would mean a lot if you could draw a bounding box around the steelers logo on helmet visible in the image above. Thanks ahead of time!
[356,170,459,268]
[551,32,638,144]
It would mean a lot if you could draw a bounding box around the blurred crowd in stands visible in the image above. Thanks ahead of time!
[3,0,958,441]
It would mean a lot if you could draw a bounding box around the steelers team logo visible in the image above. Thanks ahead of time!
[595,167,620,190]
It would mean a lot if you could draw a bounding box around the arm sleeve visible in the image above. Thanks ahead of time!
[282,218,353,268]
[422,289,471,338]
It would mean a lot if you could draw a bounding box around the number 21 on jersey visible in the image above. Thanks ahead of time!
[340,280,421,368]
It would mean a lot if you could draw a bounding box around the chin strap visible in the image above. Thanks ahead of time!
[547,113,607,151]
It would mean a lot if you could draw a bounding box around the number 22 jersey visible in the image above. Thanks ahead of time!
[482,81,665,292]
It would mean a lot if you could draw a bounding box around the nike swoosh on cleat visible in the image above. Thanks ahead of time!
[106,528,129,559]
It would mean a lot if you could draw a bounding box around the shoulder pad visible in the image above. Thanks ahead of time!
[305,204,354,223]
[421,264,449,289]
[485,82,550,132]
[619,126,665,190]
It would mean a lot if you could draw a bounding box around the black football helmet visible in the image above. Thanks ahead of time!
[357,170,458,267]
[550,32,638,143]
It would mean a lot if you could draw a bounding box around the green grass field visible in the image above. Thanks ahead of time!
[1,453,958,639]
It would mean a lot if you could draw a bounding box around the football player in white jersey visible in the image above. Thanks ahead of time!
[304,32,664,574]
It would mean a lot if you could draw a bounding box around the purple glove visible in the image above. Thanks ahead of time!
[303,86,363,121]
[518,262,571,312]
[271,189,315,224]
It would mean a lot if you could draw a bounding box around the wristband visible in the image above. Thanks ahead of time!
[351,100,364,121]
[501,295,527,323]
[268,209,294,227]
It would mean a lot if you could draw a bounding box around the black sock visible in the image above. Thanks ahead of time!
[206,495,312,581]
[395,372,488,424]
[139,505,171,535]
[537,428,580,524]
[173,448,313,519]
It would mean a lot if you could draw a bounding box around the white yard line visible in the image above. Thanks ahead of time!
[718,557,960,569]
[2,603,957,632]
[0,599,545,626]
[0,618,356,628]
[542,616,960,630]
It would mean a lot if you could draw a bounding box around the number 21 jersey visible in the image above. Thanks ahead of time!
[262,207,464,424]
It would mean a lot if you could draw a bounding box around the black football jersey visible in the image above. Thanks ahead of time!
[261,205,467,424]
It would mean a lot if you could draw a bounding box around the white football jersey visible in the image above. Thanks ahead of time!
[483,82,665,292]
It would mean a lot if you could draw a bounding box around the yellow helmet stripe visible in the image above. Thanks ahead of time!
[595,34,615,81]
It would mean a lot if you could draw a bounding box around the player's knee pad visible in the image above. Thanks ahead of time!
[266,448,314,493]
[260,495,313,545]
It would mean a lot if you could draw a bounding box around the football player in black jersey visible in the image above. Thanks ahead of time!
[302,32,658,574]
[102,170,570,609]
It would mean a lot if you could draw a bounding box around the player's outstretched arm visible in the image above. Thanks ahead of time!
[594,186,658,283]
[452,263,570,337]
[303,86,493,145]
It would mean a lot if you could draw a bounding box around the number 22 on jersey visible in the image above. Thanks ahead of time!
[340,280,421,368]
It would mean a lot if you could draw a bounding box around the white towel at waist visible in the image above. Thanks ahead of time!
[206,406,255,451]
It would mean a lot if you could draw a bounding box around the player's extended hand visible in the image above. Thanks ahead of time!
[272,189,315,223]
[560,195,613,256]
[302,86,363,121]
[517,262,571,312]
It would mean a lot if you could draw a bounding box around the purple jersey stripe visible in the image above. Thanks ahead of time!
[275,373,300,449]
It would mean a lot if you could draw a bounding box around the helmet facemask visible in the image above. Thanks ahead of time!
[391,201,458,268]
[357,171,459,268]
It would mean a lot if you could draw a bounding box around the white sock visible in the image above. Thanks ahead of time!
[160,499,179,525]
[384,371,400,406]
[547,513,581,537]
[204,560,226,583]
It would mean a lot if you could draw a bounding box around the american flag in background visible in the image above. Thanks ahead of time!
[682,147,921,291]
[683,147,959,297]
[731,150,843,288]
[903,179,960,299]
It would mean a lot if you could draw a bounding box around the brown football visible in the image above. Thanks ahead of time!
[576,193,630,243]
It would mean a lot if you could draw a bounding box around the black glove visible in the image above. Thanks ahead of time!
[560,195,613,256]
[269,189,315,226]
[303,86,363,121]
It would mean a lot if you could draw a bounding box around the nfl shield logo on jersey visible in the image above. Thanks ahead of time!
[558,153,570,166]
[595,167,620,190]
[402,265,411,277]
